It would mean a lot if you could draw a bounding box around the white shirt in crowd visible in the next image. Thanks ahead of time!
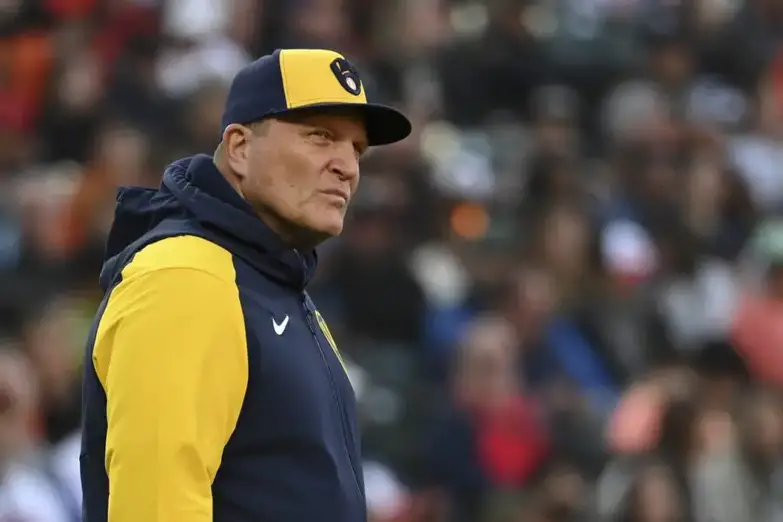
[0,462,72,522]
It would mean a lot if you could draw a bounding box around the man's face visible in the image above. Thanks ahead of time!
[228,110,367,244]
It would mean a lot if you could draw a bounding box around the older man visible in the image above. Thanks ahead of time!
[80,49,411,522]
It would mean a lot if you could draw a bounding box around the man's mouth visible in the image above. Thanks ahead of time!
[320,189,349,204]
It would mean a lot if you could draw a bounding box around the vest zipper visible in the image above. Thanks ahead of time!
[302,296,364,500]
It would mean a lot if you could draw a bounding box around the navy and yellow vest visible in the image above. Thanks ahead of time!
[80,154,364,522]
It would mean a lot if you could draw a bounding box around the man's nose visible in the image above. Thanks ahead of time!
[328,144,360,181]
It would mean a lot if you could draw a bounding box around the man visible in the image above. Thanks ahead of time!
[79,49,411,522]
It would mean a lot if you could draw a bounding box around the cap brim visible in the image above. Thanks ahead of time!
[274,102,412,146]
[360,103,412,146]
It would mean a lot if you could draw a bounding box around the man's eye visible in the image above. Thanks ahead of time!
[309,130,331,140]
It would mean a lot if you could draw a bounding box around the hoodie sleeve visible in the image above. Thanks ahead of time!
[92,243,248,522]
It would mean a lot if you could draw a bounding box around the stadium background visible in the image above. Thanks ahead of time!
[4,0,783,520]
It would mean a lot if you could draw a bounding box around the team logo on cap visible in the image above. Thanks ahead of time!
[330,57,362,96]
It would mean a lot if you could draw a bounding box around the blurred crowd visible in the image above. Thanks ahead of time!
[4,0,783,521]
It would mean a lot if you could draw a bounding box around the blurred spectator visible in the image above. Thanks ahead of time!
[692,389,783,522]
[22,293,81,446]
[617,460,687,522]
[0,345,75,522]
[426,316,549,522]
[733,219,783,384]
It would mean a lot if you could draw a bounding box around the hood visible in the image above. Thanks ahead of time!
[99,153,317,290]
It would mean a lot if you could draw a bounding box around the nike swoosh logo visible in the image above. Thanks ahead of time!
[272,315,289,335]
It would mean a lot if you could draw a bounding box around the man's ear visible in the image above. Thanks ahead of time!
[222,124,252,180]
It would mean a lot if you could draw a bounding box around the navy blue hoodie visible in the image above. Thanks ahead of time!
[80,154,364,522]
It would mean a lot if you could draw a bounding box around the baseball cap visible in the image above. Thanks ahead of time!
[221,49,412,146]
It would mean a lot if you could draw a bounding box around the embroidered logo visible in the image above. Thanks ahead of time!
[329,57,362,96]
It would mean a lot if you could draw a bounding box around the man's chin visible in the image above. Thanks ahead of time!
[313,218,344,238]
[312,206,346,234]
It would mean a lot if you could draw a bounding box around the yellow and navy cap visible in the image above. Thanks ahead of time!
[221,49,412,146]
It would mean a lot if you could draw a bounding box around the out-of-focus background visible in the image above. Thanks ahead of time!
[4,0,783,520]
